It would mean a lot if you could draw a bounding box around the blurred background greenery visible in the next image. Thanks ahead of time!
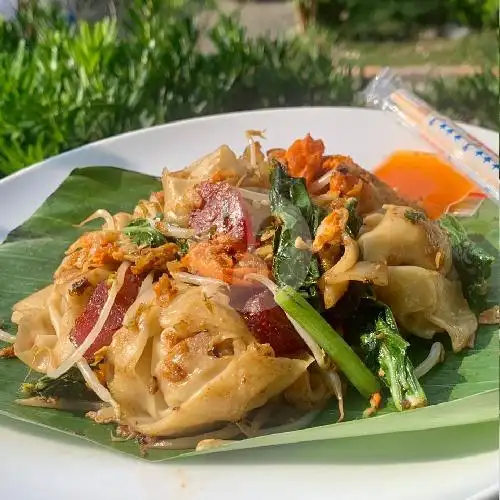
[0,0,498,177]
[313,0,498,39]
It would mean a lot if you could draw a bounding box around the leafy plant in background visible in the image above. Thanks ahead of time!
[0,0,206,175]
[0,0,498,178]
[0,1,357,177]
[315,0,499,39]
[317,0,440,41]
[445,0,499,29]
[205,16,357,113]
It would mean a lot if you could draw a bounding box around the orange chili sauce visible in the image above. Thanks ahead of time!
[374,150,481,219]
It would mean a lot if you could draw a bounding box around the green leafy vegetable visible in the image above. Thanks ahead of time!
[123,218,167,247]
[274,285,380,399]
[345,197,362,237]
[404,208,427,224]
[270,161,326,299]
[358,298,427,411]
[438,214,495,307]
[20,367,98,401]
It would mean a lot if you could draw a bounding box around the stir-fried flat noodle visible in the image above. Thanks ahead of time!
[375,266,477,352]
[162,171,200,227]
[13,268,110,373]
[358,205,452,274]
[173,145,247,183]
[319,233,359,309]
[355,205,476,351]
[4,131,486,449]
[107,284,311,436]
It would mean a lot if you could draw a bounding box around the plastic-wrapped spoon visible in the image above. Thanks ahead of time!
[363,68,499,208]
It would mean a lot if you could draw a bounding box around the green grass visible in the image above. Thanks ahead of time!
[313,30,499,67]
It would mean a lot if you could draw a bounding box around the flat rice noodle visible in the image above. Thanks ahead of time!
[358,205,452,274]
[161,169,200,227]
[320,233,359,309]
[137,344,311,437]
[374,266,477,352]
[175,145,247,184]
[107,284,311,437]
[13,269,110,373]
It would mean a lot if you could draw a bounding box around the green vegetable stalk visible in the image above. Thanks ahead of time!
[438,214,495,308]
[359,300,427,411]
[274,285,380,399]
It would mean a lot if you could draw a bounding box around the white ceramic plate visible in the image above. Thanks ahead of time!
[0,108,498,500]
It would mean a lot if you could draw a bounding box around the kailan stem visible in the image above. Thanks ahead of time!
[275,286,381,398]
[360,305,427,411]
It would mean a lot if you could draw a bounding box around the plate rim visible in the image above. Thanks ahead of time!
[1,106,496,189]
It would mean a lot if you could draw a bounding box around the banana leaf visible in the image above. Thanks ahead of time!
[0,167,498,461]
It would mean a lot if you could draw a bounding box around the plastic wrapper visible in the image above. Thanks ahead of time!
[363,68,499,214]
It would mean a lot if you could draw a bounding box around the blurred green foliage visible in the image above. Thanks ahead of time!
[316,0,499,40]
[0,0,497,177]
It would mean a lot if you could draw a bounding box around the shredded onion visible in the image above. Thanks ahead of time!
[249,138,257,169]
[248,403,275,433]
[110,430,135,442]
[239,410,321,438]
[138,272,155,297]
[415,342,445,379]
[244,273,278,294]
[286,316,328,369]
[245,129,266,170]
[15,397,104,412]
[0,329,16,344]
[141,424,241,451]
[86,405,116,424]
[236,174,248,187]
[76,358,119,410]
[172,272,229,288]
[47,262,130,379]
[310,170,333,193]
[478,305,500,325]
[158,222,195,239]
[77,209,116,231]
[324,370,344,422]
[238,188,270,204]
[244,273,327,368]
[313,193,338,203]
[122,272,155,325]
